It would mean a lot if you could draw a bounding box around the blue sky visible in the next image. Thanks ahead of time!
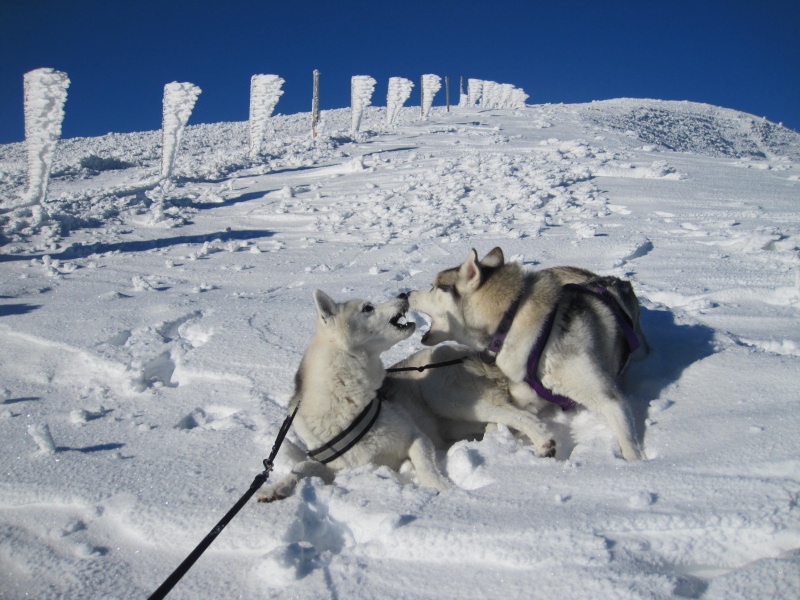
[1,0,798,144]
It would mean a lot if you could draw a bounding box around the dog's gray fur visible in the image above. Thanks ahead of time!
[408,247,649,461]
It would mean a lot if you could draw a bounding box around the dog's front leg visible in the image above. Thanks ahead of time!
[257,460,335,503]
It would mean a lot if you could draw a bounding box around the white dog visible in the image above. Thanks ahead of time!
[258,290,451,502]
[408,247,648,461]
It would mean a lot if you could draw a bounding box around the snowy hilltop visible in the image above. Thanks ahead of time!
[0,99,799,599]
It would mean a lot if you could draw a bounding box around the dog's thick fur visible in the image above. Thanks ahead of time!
[408,247,649,461]
[384,343,555,450]
[258,290,451,502]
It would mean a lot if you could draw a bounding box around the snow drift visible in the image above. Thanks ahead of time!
[0,98,799,599]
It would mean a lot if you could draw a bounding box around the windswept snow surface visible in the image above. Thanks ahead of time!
[1,100,799,599]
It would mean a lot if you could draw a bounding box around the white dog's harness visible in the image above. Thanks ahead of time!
[304,358,466,464]
[482,282,641,411]
[307,393,383,464]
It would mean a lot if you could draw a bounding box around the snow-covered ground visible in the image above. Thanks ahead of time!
[1,99,799,599]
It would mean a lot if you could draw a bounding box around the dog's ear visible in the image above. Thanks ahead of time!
[313,289,338,324]
[480,247,504,268]
[459,249,483,291]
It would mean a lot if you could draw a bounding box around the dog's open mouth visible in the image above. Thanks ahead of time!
[390,311,414,330]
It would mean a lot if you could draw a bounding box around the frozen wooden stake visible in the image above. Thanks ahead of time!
[160,82,201,180]
[21,68,70,208]
[350,75,376,134]
[421,74,441,120]
[386,77,414,127]
[311,70,320,138]
[445,76,450,113]
[420,75,424,118]
[249,74,284,158]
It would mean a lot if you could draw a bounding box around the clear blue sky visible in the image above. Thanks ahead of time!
[1,0,798,144]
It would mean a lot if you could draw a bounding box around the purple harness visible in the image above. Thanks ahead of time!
[482,282,640,411]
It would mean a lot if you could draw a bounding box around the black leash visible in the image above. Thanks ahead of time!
[147,404,299,600]
[386,357,465,373]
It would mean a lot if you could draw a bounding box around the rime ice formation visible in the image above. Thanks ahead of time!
[249,74,285,158]
[350,76,376,134]
[160,82,201,180]
[467,79,528,109]
[421,74,442,119]
[21,68,70,208]
[386,77,414,127]
[467,78,483,108]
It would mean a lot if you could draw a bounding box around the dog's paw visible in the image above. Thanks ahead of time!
[540,439,556,459]
[257,476,299,503]
[257,490,291,503]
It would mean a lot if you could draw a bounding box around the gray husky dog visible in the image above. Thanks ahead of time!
[408,247,648,461]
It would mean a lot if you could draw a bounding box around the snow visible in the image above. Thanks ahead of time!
[1,98,799,599]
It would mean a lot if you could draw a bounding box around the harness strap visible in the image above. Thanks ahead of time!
[481,296,522,364]
[523,305,578,411]
[386,357,466,373]
[485,281,640,412]
[307,394,382,464]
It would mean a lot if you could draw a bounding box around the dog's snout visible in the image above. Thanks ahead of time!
[397,292,409,301]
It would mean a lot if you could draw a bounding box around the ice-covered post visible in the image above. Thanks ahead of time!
[21,68,70,208]
[467,79,482,107]
[350,75,376,135]
[482,81,497,109]
[386,77,414,127]
[160,82,201,180]
[311,69,320,138]
[421,74,441,120]
[445,76,450,112]
[511,87,529,109]
[459,76,468,107]
[249,74,284,158]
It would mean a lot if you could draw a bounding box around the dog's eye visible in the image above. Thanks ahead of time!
[361,304,374,314]
[436,284,453,293]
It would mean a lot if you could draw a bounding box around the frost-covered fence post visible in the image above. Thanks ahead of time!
[459,76,469,107]
[386,77,414,127]
[445,76,450,112]
[249,74,284,158]
[160,82,201,180]
[421,74,441,120]
[311,69,320,138]
[350,75,376,135]
[512,87,529,109]
[467,79,482,108]
[21,68,70,209]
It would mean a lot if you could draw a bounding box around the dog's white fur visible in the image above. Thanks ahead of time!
[258,290,451,502]
[408,247,649,461]
[384,343,554,450]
